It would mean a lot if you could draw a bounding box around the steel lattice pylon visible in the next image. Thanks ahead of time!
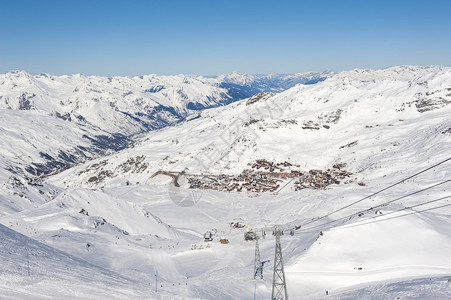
[271,229,288,300]
[254,236,262,279]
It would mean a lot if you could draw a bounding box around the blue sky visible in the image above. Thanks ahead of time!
[1,0,450,76]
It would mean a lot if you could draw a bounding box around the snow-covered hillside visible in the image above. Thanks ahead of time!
[49,65,451,188]
[1,66,450,299]
[0,70,327,181]
[0,71,329,131]
[0,71,231,134]
[0,223,150,299]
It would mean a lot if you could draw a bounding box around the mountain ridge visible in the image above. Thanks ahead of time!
[1,65,450,299]
[46,65,451,189]
[0,70,329,181]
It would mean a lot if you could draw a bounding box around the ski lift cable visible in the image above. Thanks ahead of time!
[251,199,451,300]
[293,194,451,235]
[248,158,451,237]
[299,178,451,232]
[328,200,451,232]
[328,194,451,231]
[300,156,451,228]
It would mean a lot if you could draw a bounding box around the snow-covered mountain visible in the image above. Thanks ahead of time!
[49,65,451,188]
[0,70,328,181]
[0,70,329,130]
[1,65,451,299]
[214,71,331,99]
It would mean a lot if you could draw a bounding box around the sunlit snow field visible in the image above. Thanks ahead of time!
[1,66,451,299]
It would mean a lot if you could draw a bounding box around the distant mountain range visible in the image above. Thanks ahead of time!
[1,66,451,299]
[0,70,329,179]
[46,65,451,189]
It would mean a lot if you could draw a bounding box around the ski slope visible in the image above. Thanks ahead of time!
[1,66,450,299]
[0,223,150,299]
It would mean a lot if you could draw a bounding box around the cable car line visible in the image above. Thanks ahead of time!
[300,156,451,228]
[300,178,451,232]
[329,194,451,230]
[293,194,451,235]
[329,199,451,232]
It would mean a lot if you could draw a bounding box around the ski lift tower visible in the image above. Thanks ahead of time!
[249,225,297,299]
[271,227,288,300]
[254,236,261,279]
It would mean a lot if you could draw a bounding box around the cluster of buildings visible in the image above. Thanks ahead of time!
[187,171,281,193]
[293,167,353,191]
[187,160,353,193]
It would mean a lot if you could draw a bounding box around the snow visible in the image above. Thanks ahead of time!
[0,69,328,184]
[47,65,451,187]
[0,223,151,299]
[286,211,451,298]
[0,66,450,299]
[321,276,451,299]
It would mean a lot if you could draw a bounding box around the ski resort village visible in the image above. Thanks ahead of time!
[2,1,451,298]
[0,65,450,299]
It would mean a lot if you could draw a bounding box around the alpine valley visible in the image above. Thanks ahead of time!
[1,66,450,299]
